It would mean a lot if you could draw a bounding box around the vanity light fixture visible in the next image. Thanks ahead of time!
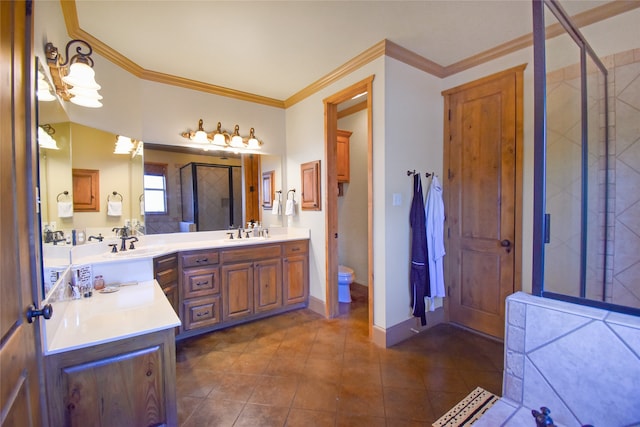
[45,39,103,108]
[181,120,262,152]
[38,124,59,150]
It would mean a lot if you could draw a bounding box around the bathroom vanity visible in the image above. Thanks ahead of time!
[153,237,309,339]
[41,228,310,425]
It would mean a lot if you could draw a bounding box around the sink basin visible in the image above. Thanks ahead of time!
[216,237,266,245]
[104,246,166,259]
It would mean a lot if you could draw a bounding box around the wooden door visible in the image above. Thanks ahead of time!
[243,154,260,223]
[283,254,309,305]
[0,1,44,425]
[336,130,352,183]
[443,65,524,339]
[72,168,100,212]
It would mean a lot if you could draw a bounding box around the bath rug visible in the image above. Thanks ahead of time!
[432,387,498,427]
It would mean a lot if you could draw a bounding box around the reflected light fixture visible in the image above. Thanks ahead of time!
[37,71,56,102]
[181,120,262,153]
[45,39,103,108]
[114,135,134,154]
[38,124,59,150]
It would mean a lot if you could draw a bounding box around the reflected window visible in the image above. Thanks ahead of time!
[144,163,168,214]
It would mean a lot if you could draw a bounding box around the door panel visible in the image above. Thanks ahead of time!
[0,1,43,425]
[444,66,523,339]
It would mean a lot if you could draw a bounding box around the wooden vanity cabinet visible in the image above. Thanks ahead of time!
[283,240,309,305]
[154,253,179,316]
[221,244,282,321]
[45,328,177,427]
[180,249,221,332]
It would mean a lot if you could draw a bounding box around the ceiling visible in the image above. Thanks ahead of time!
[73,1,611,103]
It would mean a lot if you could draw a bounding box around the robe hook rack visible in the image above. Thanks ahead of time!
[406,170,432,178]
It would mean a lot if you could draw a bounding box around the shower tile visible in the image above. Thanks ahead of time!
[611,277,640,308]
[619,140,640,176]
[607,322,640,358]
[505,350,523,379]
[507,300,525,328]
[528,322,640,427]
[615,100,640,154]
[506,325,524,353]
[503,373,522,404]
[615,161,640,219]
[613,220,640,274]
[524,304,591,352]
[522,358,581,427]
[614,61,640,102]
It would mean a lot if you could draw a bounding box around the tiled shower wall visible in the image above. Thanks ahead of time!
[545,48,640,308]
[608,48,640,308]
[503,292,640,427]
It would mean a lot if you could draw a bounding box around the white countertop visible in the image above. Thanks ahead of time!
[44,280,181,355]
[68,227,310,266]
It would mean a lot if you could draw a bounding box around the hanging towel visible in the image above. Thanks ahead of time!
[285,199,296,216]
[57,201,73,218]
[272,199,281,215]
[140,200,145,215]
[410,174,429,326]
[425,175,446,310]
[107,201,122,217]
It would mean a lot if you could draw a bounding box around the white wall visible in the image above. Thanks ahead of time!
[284,59,385,322]
[382,57,444,327]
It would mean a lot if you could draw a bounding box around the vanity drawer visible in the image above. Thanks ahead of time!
[156,267,177,286]
[221,244,282,264]
[154,253,177,271]
[181,250,219,268]
[283,240,308,256]
[182,267,220,299]
[183,296,221,331]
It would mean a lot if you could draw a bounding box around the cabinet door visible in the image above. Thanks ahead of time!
[222,262,254,320]
[300,160,321,210]
[162,282,180,316]
[337,130,352,183]
[254,258,282,312]
[72,168,100,212]
[283,254,309,305]
[58,346,167,426]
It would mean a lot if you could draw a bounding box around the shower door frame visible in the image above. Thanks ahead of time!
[531,0,640,316]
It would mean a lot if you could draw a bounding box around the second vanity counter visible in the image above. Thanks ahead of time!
[68,227,310,267]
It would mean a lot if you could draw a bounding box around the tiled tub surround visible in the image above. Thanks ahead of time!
[478,292,640,427]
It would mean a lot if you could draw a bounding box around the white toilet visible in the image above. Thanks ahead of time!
[338,265,355,303]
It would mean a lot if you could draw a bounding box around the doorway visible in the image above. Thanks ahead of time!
[324,76,374,336]
[442,65,524,339]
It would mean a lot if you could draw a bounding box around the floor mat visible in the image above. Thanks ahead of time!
[432,387,499,427]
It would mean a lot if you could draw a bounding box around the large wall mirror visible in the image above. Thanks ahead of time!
[37,61,283,297]
[532,0,639,316]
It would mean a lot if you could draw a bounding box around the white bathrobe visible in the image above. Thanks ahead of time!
[425,175,446,307]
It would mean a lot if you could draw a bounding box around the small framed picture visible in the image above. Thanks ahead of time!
[262,170,274,209]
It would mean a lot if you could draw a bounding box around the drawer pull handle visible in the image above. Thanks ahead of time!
[196,311,210,317]
[195,281,209,287]
[196,258,209,263]
[291,248,300,252]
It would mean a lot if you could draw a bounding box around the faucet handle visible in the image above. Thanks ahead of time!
[226,232,234,240]
[109,244,118,253]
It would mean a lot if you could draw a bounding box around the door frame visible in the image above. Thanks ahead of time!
[442,65,525,331]
[323,76,374,335]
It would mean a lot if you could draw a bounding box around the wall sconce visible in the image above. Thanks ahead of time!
[45,39,103,108]
[38,124,59,150]
[181,119,262,152]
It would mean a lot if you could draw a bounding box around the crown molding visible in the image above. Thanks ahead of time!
[61,1,638,108]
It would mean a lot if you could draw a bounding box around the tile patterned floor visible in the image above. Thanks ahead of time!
[176,285,504,426]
